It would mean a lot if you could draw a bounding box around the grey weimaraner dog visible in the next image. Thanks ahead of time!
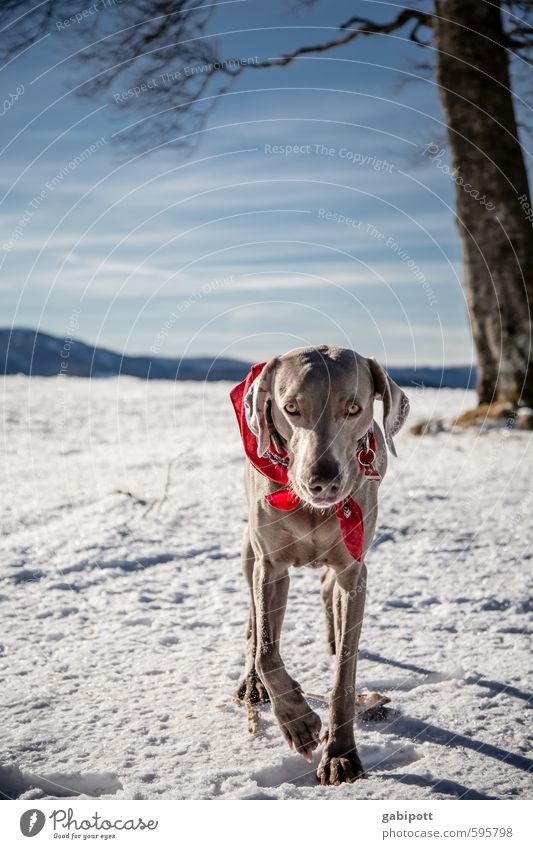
[235,345,409,785]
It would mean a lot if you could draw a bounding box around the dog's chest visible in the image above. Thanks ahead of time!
[274,507,348,568]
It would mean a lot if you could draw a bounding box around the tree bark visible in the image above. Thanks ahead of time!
[434,0,533,406]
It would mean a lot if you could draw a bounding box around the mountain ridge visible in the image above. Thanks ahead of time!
[0,328,476,388]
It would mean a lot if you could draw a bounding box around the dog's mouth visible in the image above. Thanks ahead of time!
[305,496,340,510]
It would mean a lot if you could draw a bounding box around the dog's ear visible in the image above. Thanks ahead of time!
[244,358,279,456]
[367,358,410,457]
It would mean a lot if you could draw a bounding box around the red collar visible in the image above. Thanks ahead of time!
[230,363,380,563]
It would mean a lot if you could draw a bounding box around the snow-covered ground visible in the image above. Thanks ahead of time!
[1,376,531,801]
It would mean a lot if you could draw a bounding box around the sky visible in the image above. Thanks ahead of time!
[1,0,530,366]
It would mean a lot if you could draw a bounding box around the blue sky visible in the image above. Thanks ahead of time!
[2,0,527,365]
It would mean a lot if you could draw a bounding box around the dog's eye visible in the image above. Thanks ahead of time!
[284,402,300,416]
[346,402,360,416]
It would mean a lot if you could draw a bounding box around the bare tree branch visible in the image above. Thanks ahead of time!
[0,0,530,152]
[340,9,432,34]
[248,9,433,70]
[0,0,61,57]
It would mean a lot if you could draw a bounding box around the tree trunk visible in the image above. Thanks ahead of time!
[434,0,533,406]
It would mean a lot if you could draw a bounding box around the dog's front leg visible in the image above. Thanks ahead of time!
[254,558,321,761]
[235,529,270,705]
[317,561,367,785]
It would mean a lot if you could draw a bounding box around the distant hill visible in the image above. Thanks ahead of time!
[0,328,249,381]
[0,328,476,388]
[383,364,476,390]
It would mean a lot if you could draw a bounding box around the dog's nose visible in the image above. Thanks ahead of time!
[308,477,340,496]
[307,462,341,496]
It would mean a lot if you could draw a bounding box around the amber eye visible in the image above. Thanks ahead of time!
[284,401,300,416]
[346,402,360,416]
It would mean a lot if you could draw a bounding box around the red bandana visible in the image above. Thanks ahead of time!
[230,363,379,563]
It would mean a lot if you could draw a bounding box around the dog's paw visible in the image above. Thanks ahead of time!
[274,698,322,762]
[317,744,365,786]
[235,671,270,705]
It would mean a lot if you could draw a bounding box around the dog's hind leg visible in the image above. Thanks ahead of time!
[320,567,336,655]
[235,528,270,706]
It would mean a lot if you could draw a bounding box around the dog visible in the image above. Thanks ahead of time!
[230,345,409,785]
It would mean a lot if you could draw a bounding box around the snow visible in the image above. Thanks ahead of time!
[0,375,531,800]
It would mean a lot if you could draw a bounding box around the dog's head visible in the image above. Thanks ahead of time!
[244,345,409,508]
